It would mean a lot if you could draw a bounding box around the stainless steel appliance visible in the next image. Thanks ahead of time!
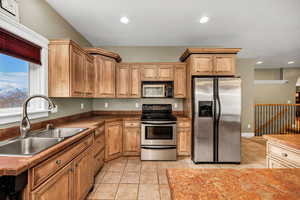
[142,81,173,98]
[141,104,177,160]
[192,77,241,163]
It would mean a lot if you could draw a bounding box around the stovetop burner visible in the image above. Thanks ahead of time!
[141,104,177,121]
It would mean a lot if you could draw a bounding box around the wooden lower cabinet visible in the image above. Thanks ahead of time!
[177,120,191,156]
[74,148,94,200]
[31,162,74,200]
[29,134,95,200]
[177,128,191,156]
[123,126,140,156]
[105,121,123,161]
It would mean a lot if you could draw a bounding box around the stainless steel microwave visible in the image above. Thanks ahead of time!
[142,82,173,98]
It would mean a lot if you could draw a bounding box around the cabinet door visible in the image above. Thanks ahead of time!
[123,127,140,156]
[177,128,191,156]
[141,65,158,80]
[174,65,186,98]
[158,65,174,80]
[74,148,94,200]
[105,122,123,161]
[31,163,73,200]
[71,46,85,97]
[116,64,130,98]
[214,54,236,76]
[85,56,94,97]
[191,55,214,75]
[130,65,141,98]
[96,56,116,97]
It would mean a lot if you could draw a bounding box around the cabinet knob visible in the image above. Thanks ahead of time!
[56,160,62,165]
[281,153,288,157]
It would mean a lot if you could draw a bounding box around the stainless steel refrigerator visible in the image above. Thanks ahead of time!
[192,77,241,163]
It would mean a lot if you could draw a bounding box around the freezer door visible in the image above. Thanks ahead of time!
[193,78,214,162]
[217,78,241,163]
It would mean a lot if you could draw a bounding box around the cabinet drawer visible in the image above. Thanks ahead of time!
[177,121,191,128]
[124,121,140,128]
[94,133,105,156]
[31,134,93,189]
[267,156,294,168]
[268,143,300,166]
[94,150,105,175]
[95,125,105,138]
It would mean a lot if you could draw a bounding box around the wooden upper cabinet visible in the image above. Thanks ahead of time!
[105,121,123,161]
[85,56,94,97]
[116,64,141,98]
[48,40,94,98]
[214,54,236,75]
[191,55,214,75]
[130,65,141,98]
[94,56,116,98]
[31,163,74,200]
[116,64,131,97]
[74,148,94,200]
[70,45,86,97]
[158,65,174,80]
[174,65,186,98]
[141,65,158,80]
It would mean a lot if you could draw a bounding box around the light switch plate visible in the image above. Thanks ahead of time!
[105,102,109,108]
[80,103,84,110]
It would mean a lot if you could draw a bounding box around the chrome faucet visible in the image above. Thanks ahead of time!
[20,95,57,138]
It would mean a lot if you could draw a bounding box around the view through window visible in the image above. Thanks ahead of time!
[0,53,29,109]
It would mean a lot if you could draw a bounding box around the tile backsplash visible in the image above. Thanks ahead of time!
[92,98,183,111]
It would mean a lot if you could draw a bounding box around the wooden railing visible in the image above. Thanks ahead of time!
[255,104,300,136]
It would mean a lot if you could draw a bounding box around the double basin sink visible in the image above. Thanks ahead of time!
[0,128,87,157]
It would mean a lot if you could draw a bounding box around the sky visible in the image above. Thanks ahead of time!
[0,53,29,93]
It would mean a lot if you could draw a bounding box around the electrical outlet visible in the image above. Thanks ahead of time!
[105,102,109,108]
[247,124,251,129]
[174,103,178,108]
[80,103,84,110]
[287,100,291,104]
[135,102,139,108]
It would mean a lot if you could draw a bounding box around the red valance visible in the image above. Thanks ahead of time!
[0,27,41,65]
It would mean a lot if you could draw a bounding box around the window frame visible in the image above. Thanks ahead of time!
[0,11,49,125]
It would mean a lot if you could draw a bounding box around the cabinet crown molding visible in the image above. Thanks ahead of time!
[85,47,122,62]
[180,48,242,62]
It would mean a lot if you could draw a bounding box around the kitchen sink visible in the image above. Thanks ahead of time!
[32,128,87,139]
[0,137,64,157]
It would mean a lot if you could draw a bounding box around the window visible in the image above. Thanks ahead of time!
[0,53,29,109]
[0,11,49,125]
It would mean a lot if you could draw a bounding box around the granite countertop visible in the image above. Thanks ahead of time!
[0,113,190,176]
[167,168,300,200]
[263,134,300,150]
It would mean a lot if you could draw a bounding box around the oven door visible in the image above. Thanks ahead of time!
[141,121,176,146]
[142,85,165,98]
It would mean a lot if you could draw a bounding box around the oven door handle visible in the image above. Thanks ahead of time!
[141,146,176,150]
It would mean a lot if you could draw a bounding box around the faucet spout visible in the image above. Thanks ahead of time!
[20,95,56,138]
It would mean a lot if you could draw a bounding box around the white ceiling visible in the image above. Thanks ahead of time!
[46,0,300,67]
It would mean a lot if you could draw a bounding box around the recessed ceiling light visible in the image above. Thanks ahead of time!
[288,61,295,64]
[120,16,130,24]
[199,16,209,24]
[256,61,263,64]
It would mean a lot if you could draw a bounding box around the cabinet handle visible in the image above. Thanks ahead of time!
[281,153,288,157]
[75,163,78,167]
[69,168,74,172]
[56,160,62,165]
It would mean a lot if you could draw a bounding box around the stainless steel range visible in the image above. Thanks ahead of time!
[141,104,177,161]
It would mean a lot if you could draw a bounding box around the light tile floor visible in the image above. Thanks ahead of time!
[87,137,266,200]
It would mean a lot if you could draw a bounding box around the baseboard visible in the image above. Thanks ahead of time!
[242,132,255,138]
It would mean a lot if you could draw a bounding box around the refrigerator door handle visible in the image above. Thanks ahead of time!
[216,96,221,122]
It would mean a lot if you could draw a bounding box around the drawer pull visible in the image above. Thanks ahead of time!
[281,153,288,157]
[56,160,62,165]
